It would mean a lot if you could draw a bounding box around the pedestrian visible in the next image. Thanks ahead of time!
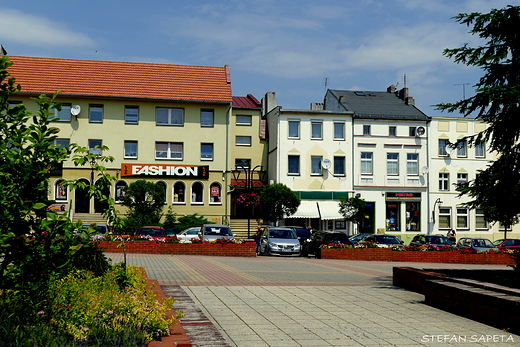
[254,225,263,253]
[307,226,313,234]
[447,229,456,244]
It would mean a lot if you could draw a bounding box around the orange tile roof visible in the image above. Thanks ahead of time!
[6,56,232,103]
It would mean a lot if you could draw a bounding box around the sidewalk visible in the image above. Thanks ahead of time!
[106,253,519,346]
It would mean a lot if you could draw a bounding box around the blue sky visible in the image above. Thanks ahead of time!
[0,0,516,116]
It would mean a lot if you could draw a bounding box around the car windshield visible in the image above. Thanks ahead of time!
[427,236,450,244]
[269,229,296,239]
[472,239,494,248]
[139,228,164,236]
[375,235,400,244]
[293,228,311,238]
[204,226,232,236]
[350,234,368,242]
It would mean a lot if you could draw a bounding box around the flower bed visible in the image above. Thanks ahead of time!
[321,247,515,265]
[96,241,256,257]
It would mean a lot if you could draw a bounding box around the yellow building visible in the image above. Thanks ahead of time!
[7,56,264,228]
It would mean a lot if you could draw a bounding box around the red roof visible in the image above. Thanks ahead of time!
[232,94,261,108]
[6,56,232,103]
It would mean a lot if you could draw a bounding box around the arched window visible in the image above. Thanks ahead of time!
[209,182,222,204]
[55,179,67,201]
[173,181,186,203]
[191,182,204,204]
[156,181,167,204]
[115,180,127,203]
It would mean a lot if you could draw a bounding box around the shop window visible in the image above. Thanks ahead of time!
[386,203,400,231]
[406,202,420,231]
[173,181,185,203]
[209,182,222,203]
[55,179,67,201]
[191,182,204,204]
[115,181,127,203]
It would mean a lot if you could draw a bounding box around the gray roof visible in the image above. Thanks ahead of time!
[327,89,430,121]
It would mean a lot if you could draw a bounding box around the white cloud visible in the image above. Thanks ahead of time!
[0,9,95,48]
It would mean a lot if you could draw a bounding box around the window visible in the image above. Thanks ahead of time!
[475,141,485,157]
[236,115,251,125]
[125,106,139,124]
[156,108,184,126]
[389,126,396,136]
[115,181,127,203]
[457,140,467,157]
[386,153,399,175]
[438,139,448,156]
[173,182,186,203]
[191,182,204,203]
[53,138,70,151]
[311,121,322,139]
[155,142,183,159]
[363,125,371,135]
[406,202,420,231]
[439,207,451,229]
[439,173,449,191]
[52,103,71,122]
[311,156,323,175]
[406,153,418,175]
[89,105,103,123]
[288,120,300,138]
[457,208,469,229]
[201,109,214,127]
[334,156,345,175]
[55,179,67,201]
[124,141,138,158]
[360,152,373,174]
[457,173,468,187]
[201,143,213,160]
[475,208,487,229]
[334,122,345,140]
[88,139,102,156]
[236,136,251,146]
[409,127,416,137]
[386,203,400,231]
[235,159,251,168]
[209,182,222,203]
[288,155,300,175]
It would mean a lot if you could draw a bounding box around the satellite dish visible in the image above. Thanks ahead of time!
[71,105,81,116]
[421,166,429,175]
[445,145,455,155]
[416,126,425,137]
[321,159,332,170]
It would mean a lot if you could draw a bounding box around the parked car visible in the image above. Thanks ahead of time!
[456,237,498,252]
[79,223,108,237]
[349,233,371,245]
[164,228,176,237]
[360,234,404,249]
[258,227,301,256]
[284,226,311,247]
[198,224,235,242]
[302,231,353,257]
[409,234,453,247]
[135,226,167,240]
[176,227,202,242]
[493,239,520,250]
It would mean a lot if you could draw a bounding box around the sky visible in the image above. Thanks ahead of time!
[0,0,517,116]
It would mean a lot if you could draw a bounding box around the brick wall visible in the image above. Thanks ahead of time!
[321,248,515,265]
[96,241,256,257]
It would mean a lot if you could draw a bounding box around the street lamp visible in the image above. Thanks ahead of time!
[231,164,265,238]
[431,197,443,227]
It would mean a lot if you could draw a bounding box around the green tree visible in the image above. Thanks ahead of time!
[120,180,165,232]
[173,213,211,233]
[259,183,300,223]
[0,56,112,292]
[435,5,520,237]
[338,196,366,232]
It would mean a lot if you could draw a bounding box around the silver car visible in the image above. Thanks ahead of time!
[258,227,301,256]
[176,227,201,242]
[198,224,235,242]
[456,237,498,252]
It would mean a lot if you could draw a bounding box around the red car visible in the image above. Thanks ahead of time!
[493,239,520,250]
[135,226,167,240]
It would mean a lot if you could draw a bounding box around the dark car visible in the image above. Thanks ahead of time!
[349,233,371,244]
[136,226,167,239]
[456,237,497,252]
[360,234,404,249]
[493,239,520,250]
[284,226,312,247]
[409,234,453,247]
[258,227,301,256]
[302,231,353,257]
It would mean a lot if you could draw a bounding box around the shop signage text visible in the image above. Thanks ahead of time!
[121,164,209,178]
[386,192,421,201]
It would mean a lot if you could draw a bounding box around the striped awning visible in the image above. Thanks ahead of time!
[317,201,344,220]
[285,200,320,218]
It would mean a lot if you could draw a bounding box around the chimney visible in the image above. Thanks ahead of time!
[339,95,346,103]
[0,45,7,55]
[262,92,278,116]
[399,87,409,100]
[310,103,324,110]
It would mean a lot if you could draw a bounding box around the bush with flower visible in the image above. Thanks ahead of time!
[319,241,351,249]
[211,237,235,244]
[236,192,261,207]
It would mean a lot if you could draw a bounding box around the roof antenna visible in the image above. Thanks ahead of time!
[403,74,407,88]
[323,77,329,94]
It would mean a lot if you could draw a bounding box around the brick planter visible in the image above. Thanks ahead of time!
[321,248,515,265]
[96,241,256,257]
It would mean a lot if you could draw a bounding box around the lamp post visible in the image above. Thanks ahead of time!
[232,164,264,239]
[431,198,443,231]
